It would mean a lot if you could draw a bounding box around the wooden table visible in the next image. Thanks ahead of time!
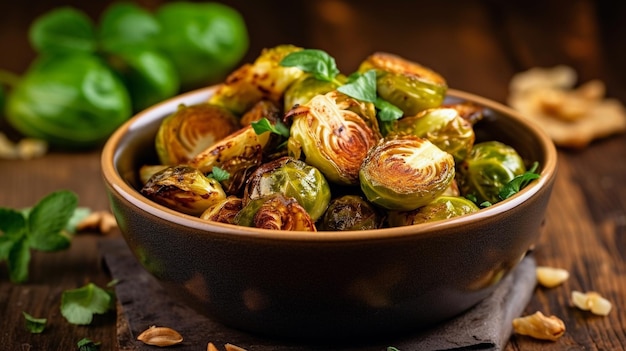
[1,1,625,350]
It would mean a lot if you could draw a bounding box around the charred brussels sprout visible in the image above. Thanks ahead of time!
[189,125,274,195]
[208,44,305,115]
[155,103,240,165]
[200,196,243,224]
[244,157,331,221]
[387,196,479,227]
[286,91,379,185]
[358,52,447,116]
[359,135,455,211]
[394,107,475,162]
[319,195,383,231]
[141,165,226,216]
[235,193,316,231]
[457,141,526,204]
[240,99,282,127]
[283,74,344,112]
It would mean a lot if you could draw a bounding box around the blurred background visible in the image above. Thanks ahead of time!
[0,0,624,107]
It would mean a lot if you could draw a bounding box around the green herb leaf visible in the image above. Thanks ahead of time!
[28,190,77,252]
[210,166,230,182]
[251,118,290,138]
[337,70,377,103]
[77,338,101,351]
[8,236,31,283]
[374,97,404,121]
[498,162,540,200]
[280,49,340,82]
[23,311,47,334]
[0,208,27,260]
[60,283,113,325]
[29,7,97,55]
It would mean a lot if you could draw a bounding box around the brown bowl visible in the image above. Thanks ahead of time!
[101,86,557,341]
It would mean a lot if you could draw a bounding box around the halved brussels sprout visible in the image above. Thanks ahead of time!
[318,195,383,231]
[359,135,455,211]
[208,44,305,115]
[234,193,316,231]
[456,141,526,204]
[443,101,485,125]
[155,103,240,165]
[200,196,243,224]
[286,91,379,185]
[189,125,274,195]
[240,99,282,127]
[283,74,344,112]
[358,52,447,116]
[138,164,168,185]
[243,156,331,221]
[141,165,226,216]
[387,196,479,227]
[394,107,475,162]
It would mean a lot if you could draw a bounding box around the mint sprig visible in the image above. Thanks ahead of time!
[0,190,78,283]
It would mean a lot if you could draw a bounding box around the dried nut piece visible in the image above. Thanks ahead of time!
[512,311,566,341]
[137,326,183,347]
[75,211,118,234]
[536,266,569,288]
[571,291,613,316]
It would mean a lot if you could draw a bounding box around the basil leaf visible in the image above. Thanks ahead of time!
[337,70,377,103]
[29,7,97,54]
[23,312,47,334]
[280,49,339,82]
[210,166,230,182]
[61,283,113,325]
[498,162,540,200]
[27,190,77,251]
[375,97,403,121]
[251,118,290,138]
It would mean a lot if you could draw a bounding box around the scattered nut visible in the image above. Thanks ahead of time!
[536,266,569,288]
[508,66,626,149]
[75,211,118,234]
[571,290,612,316]
[207,342,248,351]
[512,311,566,341]
[137,325,183,347]
[0,132,48,160]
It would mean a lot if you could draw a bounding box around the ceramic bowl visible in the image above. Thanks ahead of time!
[101,86,557,341]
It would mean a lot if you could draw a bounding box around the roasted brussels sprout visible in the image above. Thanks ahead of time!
[359,135,455,211]
[387,196,479,227]
[318,195,383,231]
[286,91,379,185]
[208,44,305,115]
[443,101,485,125]
[155,103,240,165]
[138,164,168,185]
[456,141,527,204]
[244,157,331,221]
[200,196,243,224]
[239,99,282,127]
[283,74,344,112]
[189,125,274,195]
[141,165,226,216]
[394,107,475,162]
[234,193,316,231]
[358,52,447,116]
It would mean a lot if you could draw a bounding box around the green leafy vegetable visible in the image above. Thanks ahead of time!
[77,338,101,351]
[251,117,290,137]
[209,166,231,182]
[498,162,540,200]
[337,70,377,102]
[0,190,78,283]
[22,311,47,334]
[60,283,114,325]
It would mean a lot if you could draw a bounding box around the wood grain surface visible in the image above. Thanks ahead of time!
[1,1,625,350]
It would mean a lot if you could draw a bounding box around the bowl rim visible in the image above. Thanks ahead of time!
[101,86,558,242]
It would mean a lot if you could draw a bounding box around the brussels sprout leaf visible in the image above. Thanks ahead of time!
[60,283,114,325]
[280,49,340,83]
[498,162,540,200]
[29,7,97,55]
[251,118,290,138]
[77,338,101,351]
[23,311,47,334]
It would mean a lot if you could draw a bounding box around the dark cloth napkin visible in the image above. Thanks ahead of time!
[100,238,536,351]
